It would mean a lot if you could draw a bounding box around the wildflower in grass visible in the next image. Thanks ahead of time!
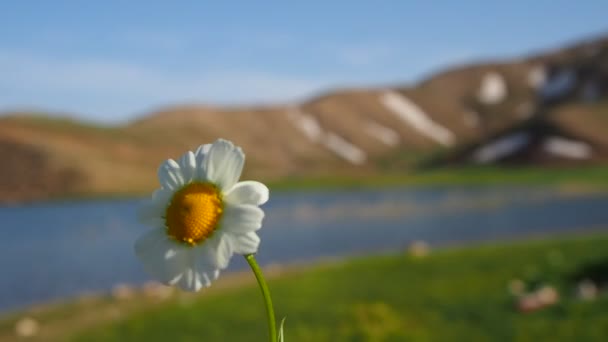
[135,139,269,291]
[135,139,282,341]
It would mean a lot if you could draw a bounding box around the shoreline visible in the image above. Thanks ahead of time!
[3,165,608,206]
[2,228,605,318]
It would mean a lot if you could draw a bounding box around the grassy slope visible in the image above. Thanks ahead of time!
[35,165,608,204]
[270,165,608,192]
[72,234,608,341]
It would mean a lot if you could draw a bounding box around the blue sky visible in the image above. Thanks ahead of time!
[1,1,607,123]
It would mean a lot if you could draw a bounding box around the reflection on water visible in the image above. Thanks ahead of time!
[0,186,607,312]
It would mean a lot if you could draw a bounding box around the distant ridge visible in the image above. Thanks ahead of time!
[1,34,608,202]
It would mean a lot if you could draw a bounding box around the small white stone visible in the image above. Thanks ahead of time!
[536,285,559,305]
[407,240,430,258]
[577,279,598,301]
[517,293,541,312]
[142,281,173,300]
[15,317,40,338]
[112,283,135,300]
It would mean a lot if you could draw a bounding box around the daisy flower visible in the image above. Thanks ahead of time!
[135,139,269,291]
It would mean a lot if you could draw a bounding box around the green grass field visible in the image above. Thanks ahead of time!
[48,165,608,204]
[66,233,608,341]
[269,165,608,192]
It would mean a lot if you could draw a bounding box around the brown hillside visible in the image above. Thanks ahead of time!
[1,34,608,202]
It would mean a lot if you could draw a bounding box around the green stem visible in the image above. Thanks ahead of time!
[245,254,277,342]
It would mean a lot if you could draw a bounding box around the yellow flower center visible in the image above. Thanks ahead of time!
[165,182,223,246]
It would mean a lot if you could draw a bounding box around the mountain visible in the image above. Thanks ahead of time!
[1,35,608,202]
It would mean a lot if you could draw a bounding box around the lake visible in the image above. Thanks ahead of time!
[1,186,607,313]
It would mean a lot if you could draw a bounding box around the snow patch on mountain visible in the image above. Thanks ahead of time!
[323,132,367,164]
[472,133,530,163]
[380,91,455,146]
[364,120,400,146]
[478,72,507,104]
[287,107,323,142]
[543,136,592,159]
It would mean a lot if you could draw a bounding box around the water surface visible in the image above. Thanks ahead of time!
[1,186,607,312]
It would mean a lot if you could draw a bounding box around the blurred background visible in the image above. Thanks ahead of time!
[1,1,608,341]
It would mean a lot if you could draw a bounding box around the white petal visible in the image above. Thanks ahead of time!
[175,268,202,291]
[193,260,220,288]
[231,232,261,255]
[172,250,206,291]
[134,230,223,292]
[194,144,212,181]
[204,139,245,191]
[195,144,212,162]
[134,229,189,286]
[138,188,172,226]
[175,244,226,291]
[224,181,269,206]
[191,234,232,270]
[178,151,196,184]
[158,159,184,190]
[214,234,234,269]
[221,204,265,234]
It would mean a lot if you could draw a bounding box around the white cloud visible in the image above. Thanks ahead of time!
[0,43,483,122]
[332,42,396,67]
[0,50,328,121]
